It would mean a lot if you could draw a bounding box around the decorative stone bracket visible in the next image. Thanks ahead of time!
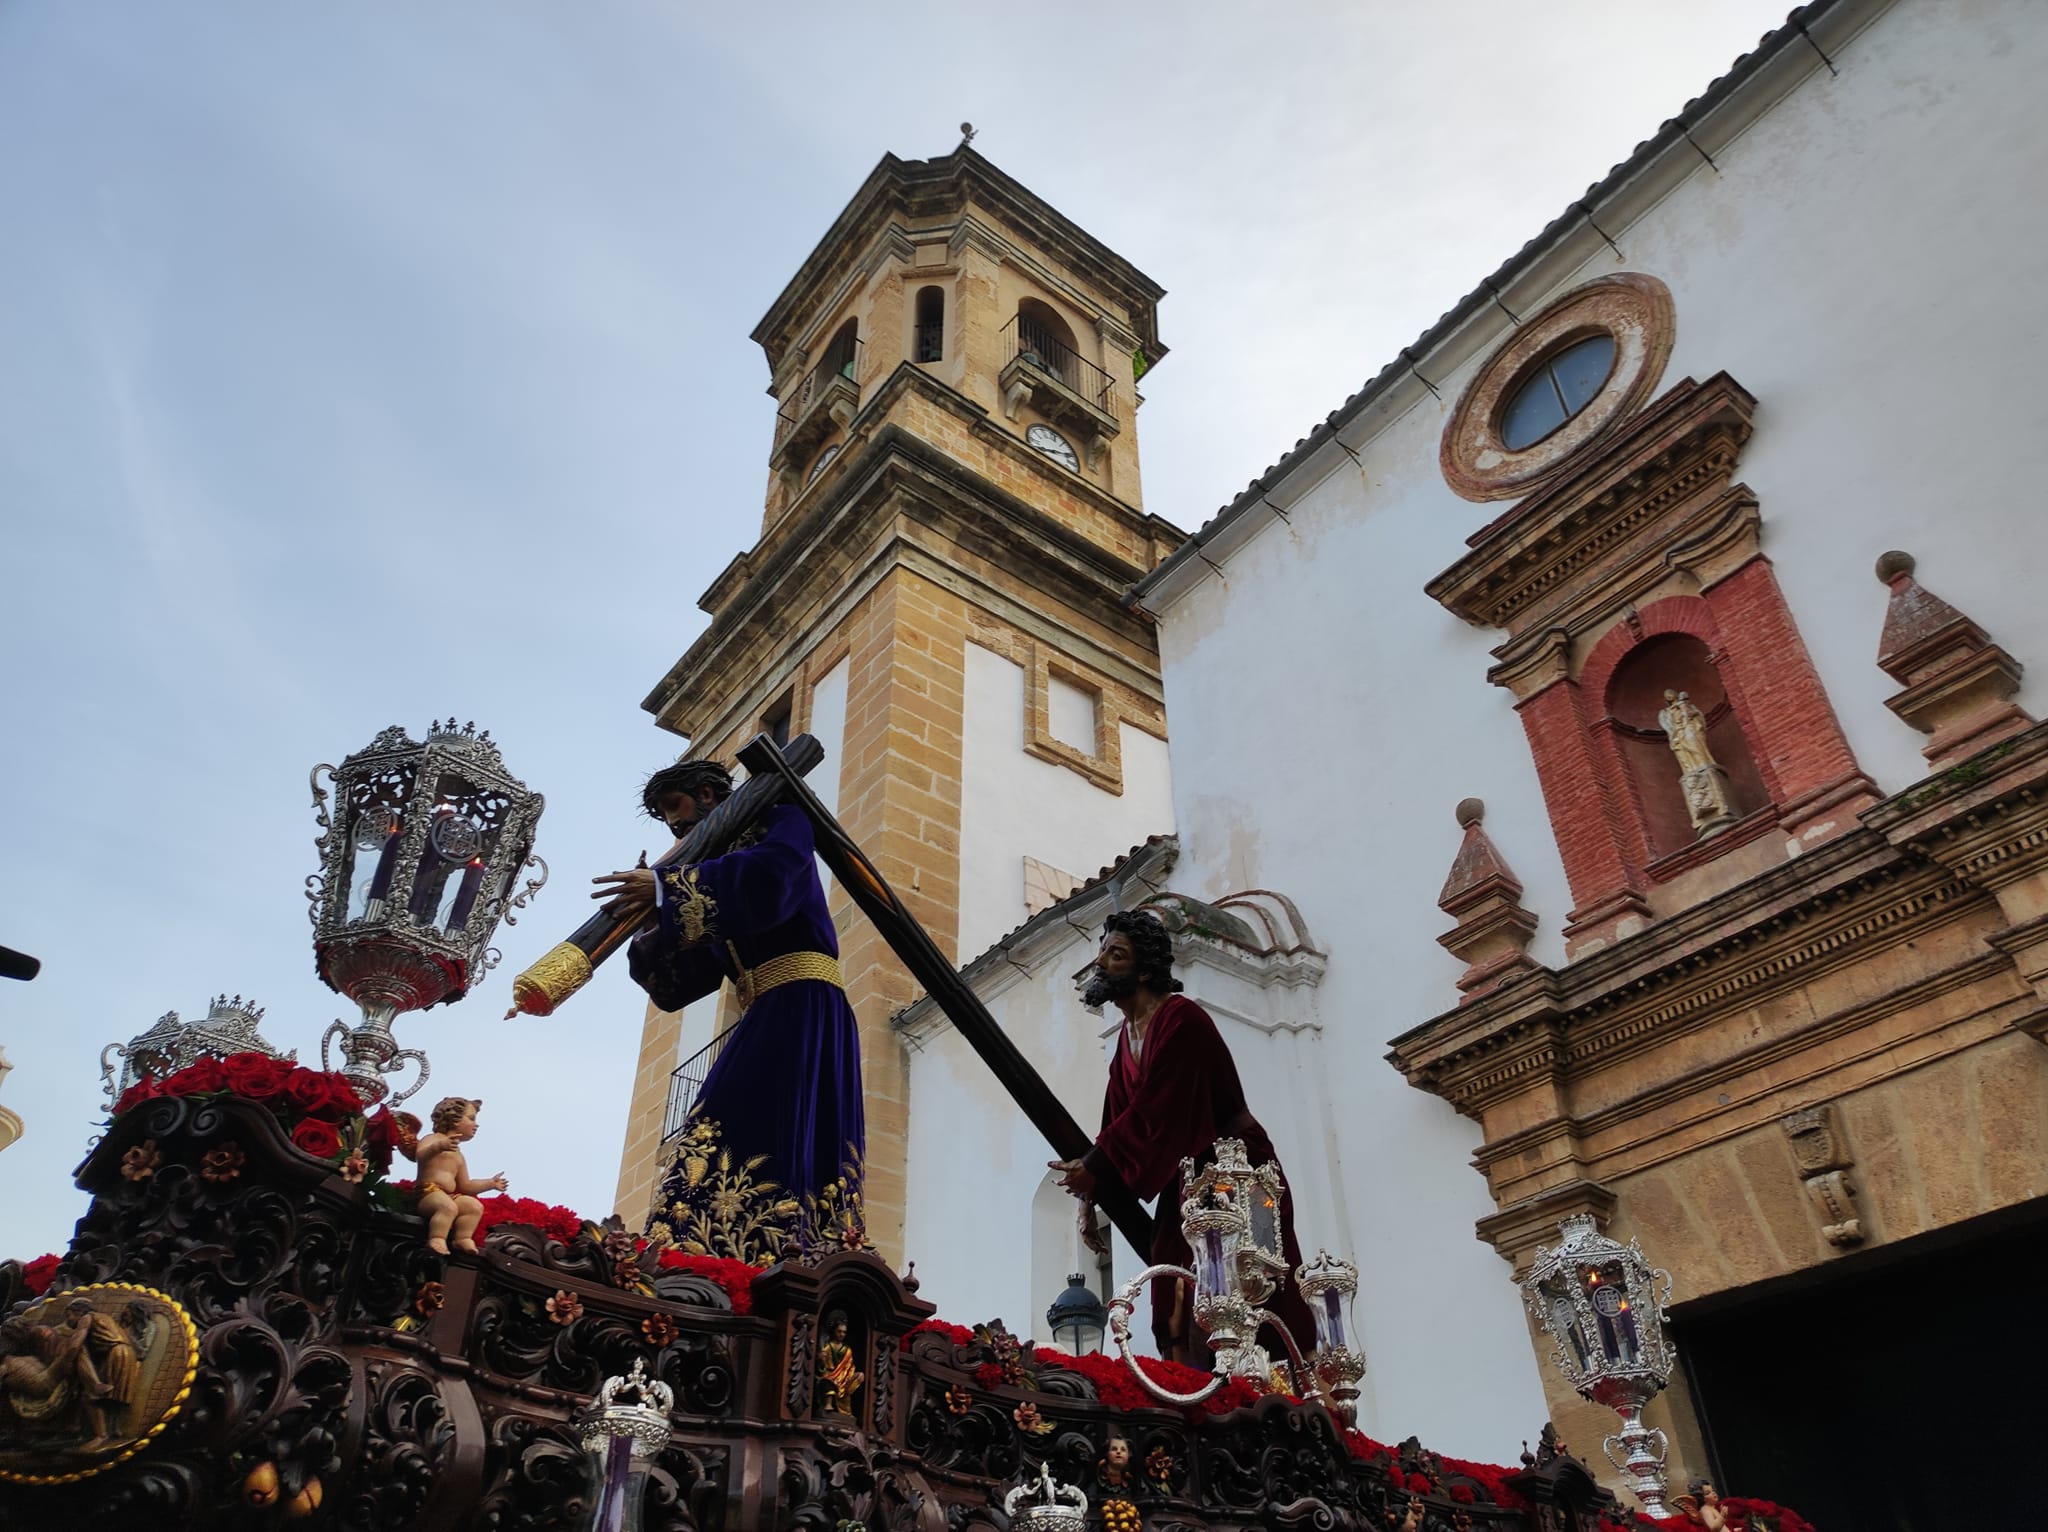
[1780,1103,1865,1248]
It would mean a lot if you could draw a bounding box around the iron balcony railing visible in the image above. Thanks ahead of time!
[662,1023,737,1143]
[774,336,864,442]
[1000,314,1118,421]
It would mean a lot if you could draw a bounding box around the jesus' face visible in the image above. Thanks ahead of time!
[1083,933,1142,1008]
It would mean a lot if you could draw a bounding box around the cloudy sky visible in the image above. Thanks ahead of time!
[0,1,1791,1260]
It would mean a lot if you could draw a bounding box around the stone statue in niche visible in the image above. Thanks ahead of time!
[1658,690,1738,836]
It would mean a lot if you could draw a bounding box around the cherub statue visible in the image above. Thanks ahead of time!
[816,1311,863,1416]
[411,1096,506,1255]
[1671,1478,1729,1530]
[1100,1436,1132,1488]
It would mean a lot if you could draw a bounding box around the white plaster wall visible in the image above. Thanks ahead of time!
[1144,0,2048,1461]
[900,931,1149,1344]
[956,643,1174,960]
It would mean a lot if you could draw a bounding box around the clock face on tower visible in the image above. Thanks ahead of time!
[1026,424,1080,473]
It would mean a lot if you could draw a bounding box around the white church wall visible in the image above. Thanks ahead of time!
[1143,0,2048,1462]
[956,642,1174,960]
[899,930,1141,1345]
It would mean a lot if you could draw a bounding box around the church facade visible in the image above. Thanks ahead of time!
[618,0,2048,1522]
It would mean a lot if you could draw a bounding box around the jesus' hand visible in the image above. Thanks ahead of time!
[592,867,657,917]
[1048,1157,1096,1198]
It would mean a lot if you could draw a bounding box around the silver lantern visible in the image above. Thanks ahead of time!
[579,1357,672,1532]
[100,994,294,1102]
[1522,1213,1677,1516]
[308,721,546,1107]
[1104,1137,1366,1419]
[1296,1248,1365,1427]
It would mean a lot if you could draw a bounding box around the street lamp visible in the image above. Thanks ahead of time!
[1045,1273,1108,1356]
[1522,1213,1677,1517]
[308,720,546,1106]
[1103,1138,1366,1419]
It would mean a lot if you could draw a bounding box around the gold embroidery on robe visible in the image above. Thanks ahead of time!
[658,866,719,944]
[646,1117,867,1268]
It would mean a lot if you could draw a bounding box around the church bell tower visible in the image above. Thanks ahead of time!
[614,146,1183,1257]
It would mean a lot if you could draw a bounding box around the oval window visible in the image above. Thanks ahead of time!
[1498,334,1617,451]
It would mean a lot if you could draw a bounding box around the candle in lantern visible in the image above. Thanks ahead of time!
[446,858,486,929]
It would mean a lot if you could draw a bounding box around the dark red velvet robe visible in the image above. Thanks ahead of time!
[1081,993,1318,1358]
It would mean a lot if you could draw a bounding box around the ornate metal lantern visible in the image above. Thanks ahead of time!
[1104,1138,1366,1419]
[1296,1248,1364,1426]
[100,995,293,1102]
[1045,1273,1108,1356]
[1522,1213,1676,1516]
[308,721,546,1106]
[578,1357,672,1532]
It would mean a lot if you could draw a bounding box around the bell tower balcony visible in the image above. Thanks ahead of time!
[998,312,1120,468]
[771,335,864,480]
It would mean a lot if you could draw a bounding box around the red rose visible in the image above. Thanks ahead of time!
[364,1110,397,1172]
[283,1067,334,1116]
[220,1053,294,1100]
[291,1118,343,1160]
[114,1079,163,1116]
[320,1075,365,1119]
[21,1254,60,1295]
[162,1057,227,1096]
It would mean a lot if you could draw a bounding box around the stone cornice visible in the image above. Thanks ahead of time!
[1428,373,1758,639]
[1391,730,2048,1115]
[643,375,1173,742]
[1386,828,1975,1114]
[752,147,1168,375]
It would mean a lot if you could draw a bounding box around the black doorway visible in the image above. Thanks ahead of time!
[1674,1208,2048,1532]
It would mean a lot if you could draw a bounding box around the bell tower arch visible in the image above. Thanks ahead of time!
[614,147,1184,1255]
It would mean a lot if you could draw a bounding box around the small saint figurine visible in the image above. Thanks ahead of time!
[1671,1478,1729,1530]
[1099,1436,1132,1489]
[815,1311,863,1416]
[412,1096,507,1255]
[1659,689,1736,833]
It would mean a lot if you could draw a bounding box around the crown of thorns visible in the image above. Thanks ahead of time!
[641,758,734,819]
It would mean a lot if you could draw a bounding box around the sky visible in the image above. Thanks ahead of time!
[0,0,1794,1260]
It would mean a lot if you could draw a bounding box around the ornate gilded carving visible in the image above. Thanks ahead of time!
[1781,1104,1865,1247]
[507,941,594,1019]
[0,1284,198,1485]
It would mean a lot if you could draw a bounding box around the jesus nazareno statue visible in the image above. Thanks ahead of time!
[594,757,865,1264]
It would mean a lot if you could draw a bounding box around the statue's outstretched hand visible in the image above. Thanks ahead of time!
[592,867,656,917]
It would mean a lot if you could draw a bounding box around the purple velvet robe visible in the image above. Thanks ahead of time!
[629,803,865,1264]
[1082,993,1317,1357]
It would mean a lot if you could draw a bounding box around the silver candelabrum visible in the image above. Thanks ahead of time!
[1522,1213,1677,1517]
[307,720,546,1107]
[1103,1137,1365,1425]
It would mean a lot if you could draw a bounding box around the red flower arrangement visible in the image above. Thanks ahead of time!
[650,1250,759,1315]
[110,1052,373,1182]
[20,1254,59,1296]
[473,1196,584,1245]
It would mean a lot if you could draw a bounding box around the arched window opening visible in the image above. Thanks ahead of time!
[819,317,860,381]
[915,286,945,363]
[1499,333,1617,451]
[1605,634,1767,860]
[1015,297,1082,392]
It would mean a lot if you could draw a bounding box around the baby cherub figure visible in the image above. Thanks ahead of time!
[414,1096,507,1255]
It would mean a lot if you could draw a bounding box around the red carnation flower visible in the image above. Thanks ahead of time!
[291,1118,343,1160]
[21,1254,60,1296]
[162,1057,227,1096]
[221,1053,294,1100]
